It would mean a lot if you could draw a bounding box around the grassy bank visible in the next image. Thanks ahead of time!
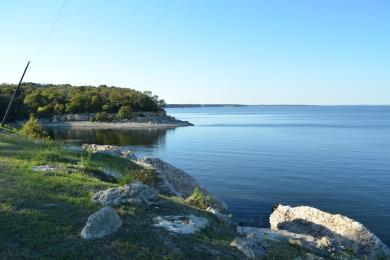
[0,132,240,259]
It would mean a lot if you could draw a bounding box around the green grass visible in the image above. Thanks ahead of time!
[0,133,242,259]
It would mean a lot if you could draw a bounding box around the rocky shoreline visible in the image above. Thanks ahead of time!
[5,117,388,258]
[37,111,193,128]
[77,144,390,259]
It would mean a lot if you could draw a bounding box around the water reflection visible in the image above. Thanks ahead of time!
[48,127,173,147]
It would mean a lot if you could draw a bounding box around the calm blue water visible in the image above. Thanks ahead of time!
[49,106,390,245]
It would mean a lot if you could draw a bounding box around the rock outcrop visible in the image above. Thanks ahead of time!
[53,113,93,122]
[78,143,389,258]
[92,182,158,206]
[270,204,390,259]
[231,226,334,259]
[136,157,198,198]
[231,205,390,259]
[49,111,193,127]
[81,144,120,155]
[136,157,227,211]
[81,144,136,160]
[80,207,122,239]
[80,144,226,211]
[153,215,209,234]
[128,111,193,126]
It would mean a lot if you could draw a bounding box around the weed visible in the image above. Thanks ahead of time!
[185,187,212,210]
[121,168,160,186]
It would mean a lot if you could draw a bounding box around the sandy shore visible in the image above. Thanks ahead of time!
[42,121,193,129]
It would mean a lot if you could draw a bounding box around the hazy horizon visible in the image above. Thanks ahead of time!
[166,103,390,106]
[1,0,390,105]
[1,80,390,106]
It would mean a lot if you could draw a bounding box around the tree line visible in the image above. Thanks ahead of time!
[0,83,166,122]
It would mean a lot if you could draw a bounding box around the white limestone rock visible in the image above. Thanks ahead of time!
[92,181,158,206]
[270,204,390,259]
[81,144,136,160]
[153,215,209,234]
[80,207,122,239]
[136,157,198,198]
[81,144,122,156]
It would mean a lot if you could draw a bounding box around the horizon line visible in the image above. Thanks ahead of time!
[166,104,390,107]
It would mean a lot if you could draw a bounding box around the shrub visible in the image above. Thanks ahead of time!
[117,106,133,120]
[20,114,49,139]
[185,187,212,210]
[94,112,114,122]
[121,168,160,186]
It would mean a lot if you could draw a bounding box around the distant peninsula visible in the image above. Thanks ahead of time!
[0,83,192,128]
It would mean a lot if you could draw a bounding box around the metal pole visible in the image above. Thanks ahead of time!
[1,61,30,127]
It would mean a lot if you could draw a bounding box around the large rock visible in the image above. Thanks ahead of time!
[136,157,227,210]
[136,157,198,198]
[232,226,334,259]
[153,215,209,234]
[270,204,390,259]
[81,144,136,159]
[80,207,122,239]
[92,181,158,206]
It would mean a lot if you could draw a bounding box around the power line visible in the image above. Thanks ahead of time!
[2,1,68,125]
[34,0,68,58]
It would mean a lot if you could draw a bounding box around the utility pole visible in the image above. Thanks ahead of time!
[1,61,30,127]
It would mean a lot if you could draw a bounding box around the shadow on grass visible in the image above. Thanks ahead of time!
[0,133,243,259]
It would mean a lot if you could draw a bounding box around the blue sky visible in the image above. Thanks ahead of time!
[1,0,389,104]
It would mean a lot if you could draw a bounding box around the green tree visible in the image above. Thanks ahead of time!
[95,112,114,122]
[117,106,133,120]
[20,114,49,139]
[0,83,164,121]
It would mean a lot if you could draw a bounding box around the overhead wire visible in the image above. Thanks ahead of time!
[1,0,68,124]
[32,0,68,60]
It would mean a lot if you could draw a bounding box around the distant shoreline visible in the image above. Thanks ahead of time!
[166,104,390,108]
[42,121,193,129]
[166,104,247,108]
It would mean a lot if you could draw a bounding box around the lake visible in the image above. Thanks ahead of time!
[48,106,390,245]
